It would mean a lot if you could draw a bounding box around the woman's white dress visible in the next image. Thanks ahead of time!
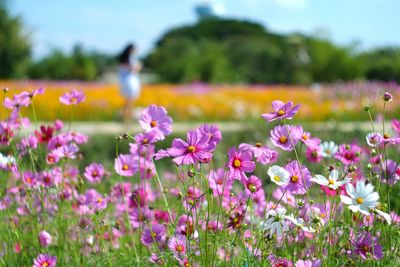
[118,58,141,99]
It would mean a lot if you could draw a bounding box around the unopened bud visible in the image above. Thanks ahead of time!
[383,92,393,102]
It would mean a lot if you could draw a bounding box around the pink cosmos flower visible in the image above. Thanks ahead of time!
[198,124,222,145]
[4,92,31,110]
[129,208,154,228]
[244,175,262,195]
[295,259,321,267]
[305,145,323,163]
[262,100,301,122]
[270,125,301,151]
[33,254,57,267]
[141,224,167,246]
[84,189,107,211]
[283,161,311,195]
[135,131,158,146]
[23,171,38,188]
[139,105,173,140]
[59,89,85,105]
[300,131,321,148]
[268,255,293,267]
[115,154,138,177]
[167,129,214,165]
[168,236,187,259]
[38,230,52,248]
[226,147,256,181]
[17,135,38,156]
[45,152,60,165]
[54,119,64,131]
[239,142,278,165]
[40,170,62,187]
[335,144,362,165]
[53,143,79,159]
[380,133,400,146]
[84,163,105,183]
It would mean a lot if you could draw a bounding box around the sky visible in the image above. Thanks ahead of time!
[10,0,400,59]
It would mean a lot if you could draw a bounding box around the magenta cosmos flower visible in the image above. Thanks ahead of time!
[168,236,187,258]
[33,254,57,267]
[239,142,278,165]
[141,224,167,246]
[84,163,105,183]
[59,89,85,105]
[227,147,256,181]
[270,125,301,151]
[283,160,311,195]
[334,144,362,165]
[115,154,138,177]
[244,175,263,195]
[38,230,52,248]
[139,105,173,140]
[351,231,383,260]
[167,129,214,165]
[262,100,300,122]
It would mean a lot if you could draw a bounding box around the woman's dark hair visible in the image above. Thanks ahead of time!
[117,43,135,64]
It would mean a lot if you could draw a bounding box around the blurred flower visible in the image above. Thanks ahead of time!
[262,100,300,122]
[139,105,172,140]
[59,89,85,105]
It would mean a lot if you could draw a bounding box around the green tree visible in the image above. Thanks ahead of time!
[0,0,31,78]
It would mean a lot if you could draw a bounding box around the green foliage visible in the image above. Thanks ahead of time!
[145,19,365,84]
[0,0,31,78]
[360,47,400,82]
[28,44,114,81]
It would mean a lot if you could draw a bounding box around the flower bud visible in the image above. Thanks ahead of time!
[2,87,9,93]
[383,92,393,102]
[363,105,371,111]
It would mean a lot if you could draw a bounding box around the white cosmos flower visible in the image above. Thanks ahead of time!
[260,208,289,237]
[340,181,379,215]
[366,133,383,147]
[285,214,315,233]
[267,165,290,186]
[374,209,392,224]
[320,141,338,158]
[0,153,15,168]
[311,170,351,190]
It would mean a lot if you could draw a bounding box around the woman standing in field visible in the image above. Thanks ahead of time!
[117,43,142,122]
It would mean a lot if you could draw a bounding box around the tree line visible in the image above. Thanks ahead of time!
[1,1,400,84]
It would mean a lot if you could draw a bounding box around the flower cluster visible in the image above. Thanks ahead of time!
[0,88,398,266]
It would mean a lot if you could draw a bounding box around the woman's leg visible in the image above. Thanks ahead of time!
[122,98,134,122]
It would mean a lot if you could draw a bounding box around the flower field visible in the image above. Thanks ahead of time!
[1,80,399,122]
[0,86,399,266]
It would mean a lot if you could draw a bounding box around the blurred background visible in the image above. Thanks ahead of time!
[0,0,399,122]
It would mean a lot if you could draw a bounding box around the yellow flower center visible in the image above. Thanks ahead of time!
[151,231,157,238]
[142,138,148,144]
[26,178,32,184]
[247,183,257,192]
[328,179,334,185]
[122,164,129,171]
[274,175,280,182]
[233,159,241,168]
[277,110,285,116]
[176,244,184,252]
[187,145,196,152]
[150,120,157,127]
[356,197,363,204]
[279,136,288,144]
[42,262,49,267]
[291,175,299,183]
[92,171,98,177]
[97,197,103,203]
[70,97,77,103]
[383,133,390,139]
[302,134,308,140]
[255,142,262,147]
